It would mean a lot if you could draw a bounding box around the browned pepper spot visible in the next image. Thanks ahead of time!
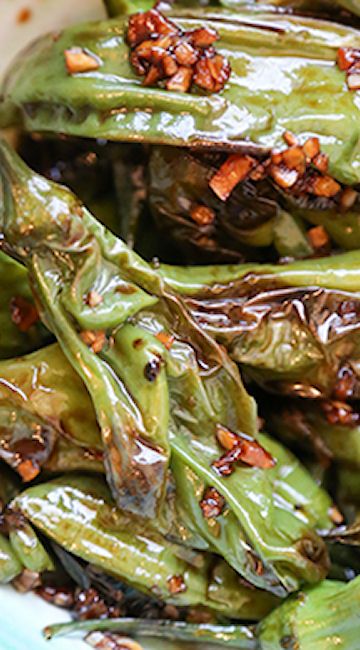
[127,9,230,94]
[10,296,39,332]
[144,357,162,381]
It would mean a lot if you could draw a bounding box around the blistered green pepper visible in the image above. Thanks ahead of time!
[0,141,334,595]
[1,10,360,185]
[44,576,360,649]
[0,344,103,478]
[159,255,360,398]
[13,474,278,618]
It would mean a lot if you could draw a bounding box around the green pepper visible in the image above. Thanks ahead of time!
[220,0,360,17]
[148,146,313,263]
[0,343,103,478]
[159,256,360,398]
[2,10,360,185]
[9,519,54,574]
[268,399,360,467]
[0,252,51,359]
[12,474,278,618]
[43,576,360,649]
[0,534,23,584]
[0,141,334,594]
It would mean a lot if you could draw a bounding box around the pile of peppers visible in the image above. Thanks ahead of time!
[1,0,360,648]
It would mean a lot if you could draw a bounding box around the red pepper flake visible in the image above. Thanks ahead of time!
[307,225,330,250]
[328,505,344,525]
[37,585,75,609]
[80,329,106,353]
[127,9,230,94]
[337,48,360,90]
[213,424,275,476]
[190,204,215,225]
[155,331,174,350]
[321,400,360,427]
[167,575,187,595]
[311,175,340,198]
[64,48,100,74]
[200,487,225,518]
[209,154,255,201]
[17,7,32,23]
[10,296,39,332]
[337,47,360,71]
[333,366,357,401]
[86,290,103,308]
[17,459,40,482]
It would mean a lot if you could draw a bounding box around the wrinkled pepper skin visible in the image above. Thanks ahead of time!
[0,344,103,477]
[1,10,360,185]
[12,474,278,619]
[159,255,360,398]
[0,141,335,595]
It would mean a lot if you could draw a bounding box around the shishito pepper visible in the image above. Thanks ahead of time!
[0,140,334,595]
[44,575,360,649]
[159,254,360,398]
[11,474,279,618]
[1,9,360,185]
